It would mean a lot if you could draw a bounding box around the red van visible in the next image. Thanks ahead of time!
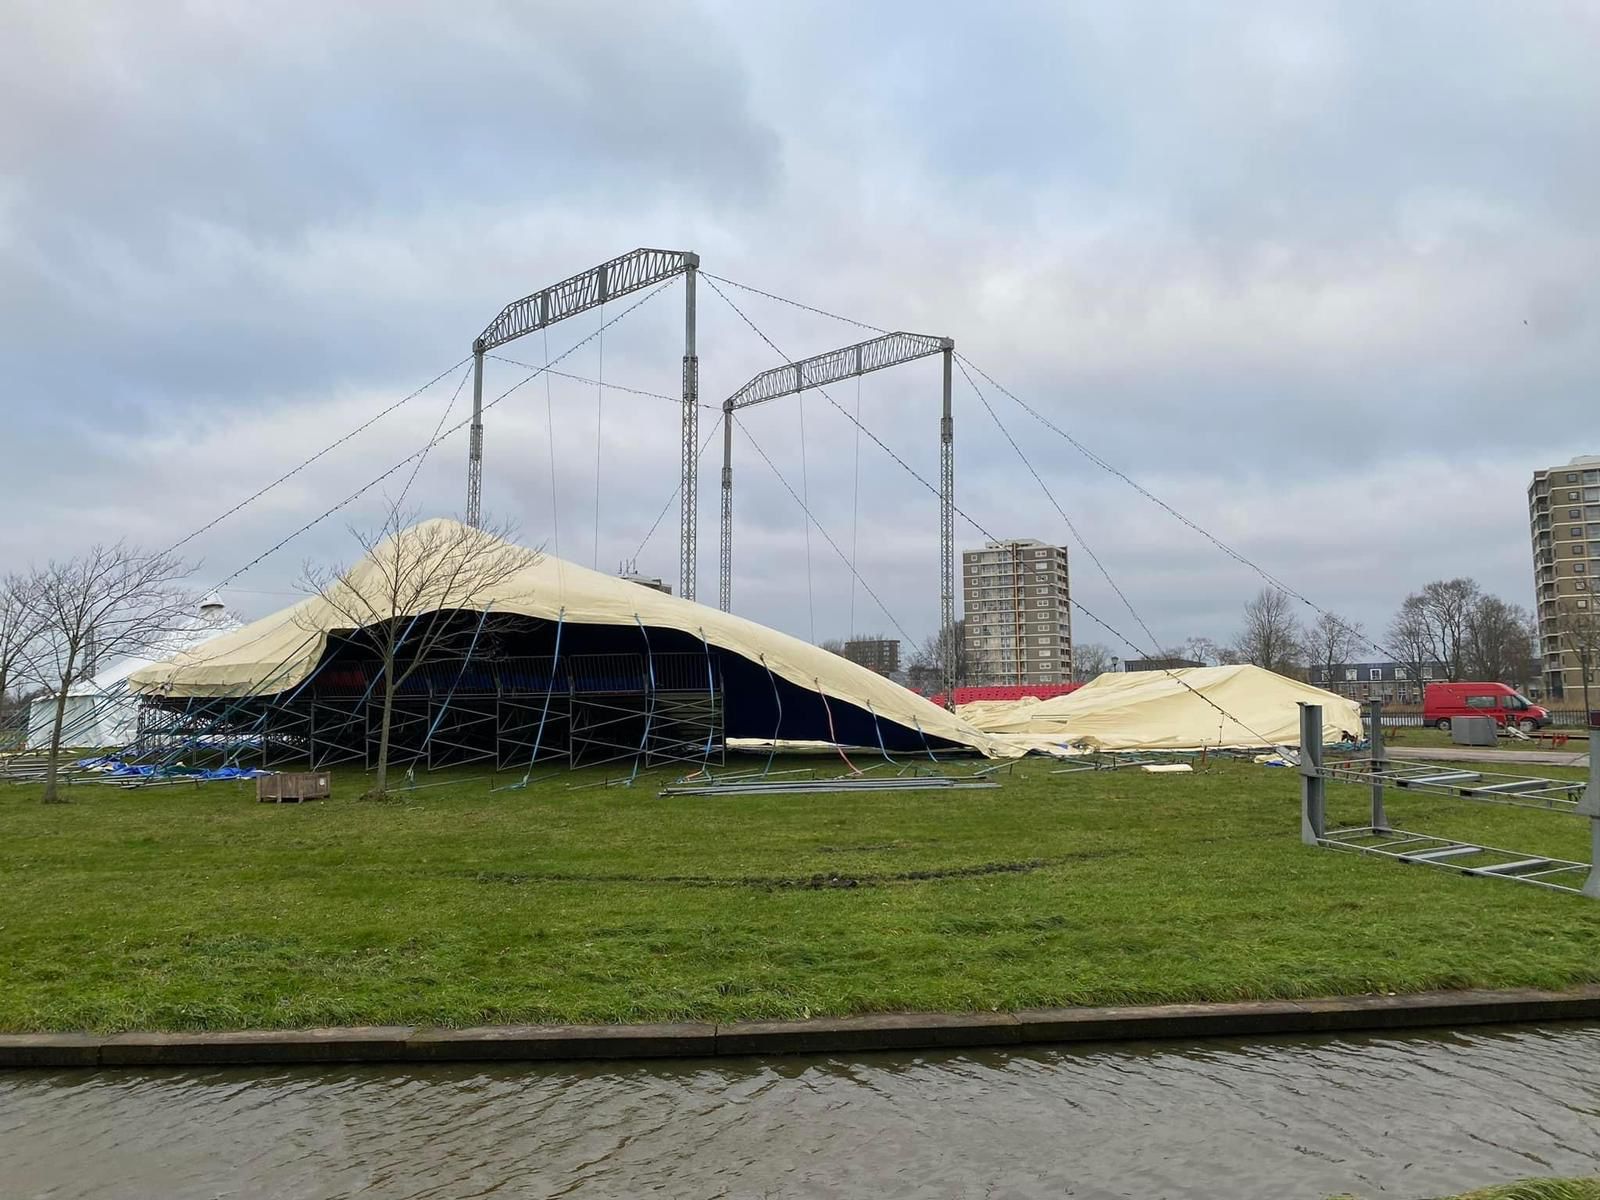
[1423,682,1551,732]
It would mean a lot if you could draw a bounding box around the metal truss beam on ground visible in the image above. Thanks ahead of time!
[717,330,958,707]
[467,248,701,601]
[1299,699,1600,899]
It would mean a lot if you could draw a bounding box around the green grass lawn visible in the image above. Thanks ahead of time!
[2,755,1598,1033]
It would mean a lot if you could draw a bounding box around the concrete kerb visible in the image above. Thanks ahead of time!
[5,987,1600,1070]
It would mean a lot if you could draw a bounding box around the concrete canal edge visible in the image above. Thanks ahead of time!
[5,985,1600,1070]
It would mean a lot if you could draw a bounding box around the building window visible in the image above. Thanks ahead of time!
[1345,668,1358,681]
[1395,666,1409,679]
[1572,510,1584,519]
[1422,666,1434,679]
[1576,563,1587,574]
[1574,528,1585,538]
[1369,668,1382,681]
[1577,581,1588,590]
[1568,473,1580,483]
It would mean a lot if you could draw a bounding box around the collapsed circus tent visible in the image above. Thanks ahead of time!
[961,664,1365,752]
[127,519,1008,767]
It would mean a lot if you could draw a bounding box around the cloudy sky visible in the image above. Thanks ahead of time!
[3,1,1597,661]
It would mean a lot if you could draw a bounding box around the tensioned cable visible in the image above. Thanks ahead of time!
[397,360,474,508]
[955,356,1165,655]
[159,354,472,558]
[734,413,917,649]
[705,276,1288,745]
[206,282,672,595]
[488,356,720,409]
[706,274,1380,677]
[956,351,1406,670]
[701,272,887,335]
[632,414,725,563]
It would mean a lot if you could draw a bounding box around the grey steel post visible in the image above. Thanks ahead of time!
[680,256,700,600]
[1299,702,1326,845]
[1581,726,1600,898]
[719,397,734,611]
[1368,698,1388,831]
[939,341,956,710]
[466,340,485,527]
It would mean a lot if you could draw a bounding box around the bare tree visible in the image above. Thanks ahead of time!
[1463,595,1536,685]
[0,574,40,746]
[818,639,847,656]
[1301,610,1365,689]
[15,545,192,802]
[1230,588,1302,675]
[908,619,966,695]
[1387,601,1435,699]
[1401,578,1480,681]
[1072,641,1114,682]
[1557,602,1600,721]
[299,512,539,798]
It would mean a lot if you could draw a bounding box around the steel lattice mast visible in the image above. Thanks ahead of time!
[468,248,701,598]
[718,330,959,707]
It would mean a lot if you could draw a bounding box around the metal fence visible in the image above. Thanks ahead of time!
[1372,709,1598,730]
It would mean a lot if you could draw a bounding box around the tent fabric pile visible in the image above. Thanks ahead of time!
[959,664,1364,752]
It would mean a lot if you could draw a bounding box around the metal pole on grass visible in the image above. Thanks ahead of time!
[1580,726,1600,899]
[1369,698,1389,832]
[1300,702,1325,845]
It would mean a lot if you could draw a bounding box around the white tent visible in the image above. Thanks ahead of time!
[28,597,241,750]
[959,664,1365,752]
[128,520,1012,758]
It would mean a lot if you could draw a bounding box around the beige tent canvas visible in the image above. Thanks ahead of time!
[960,665,1363,751]
[129,519,1011,760]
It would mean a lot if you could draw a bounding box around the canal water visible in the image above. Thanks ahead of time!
[3,1024,1599,1199]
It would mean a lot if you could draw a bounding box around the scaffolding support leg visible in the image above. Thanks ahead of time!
[1581,733,1600,899]
[467,341,485,527]
[680,259,699,600]
[1369,697,1389,832]
[719,398,734,612]
[939,343,956,711]
[1300,702,1325,845]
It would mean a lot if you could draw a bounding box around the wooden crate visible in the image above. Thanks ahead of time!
[257,771,331,803]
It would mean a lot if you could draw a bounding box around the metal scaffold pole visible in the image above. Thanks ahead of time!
[940,343,956,710]
[680,257,700,600]
[1299,702,1326,845]
[1582,726,1600,898]
[719,397,734,611]
[1369,697,1389,831]
[466,341,485,526]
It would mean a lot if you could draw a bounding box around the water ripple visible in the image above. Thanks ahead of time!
[4,1024,1600,1198]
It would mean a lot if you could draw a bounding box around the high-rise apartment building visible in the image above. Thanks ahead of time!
[962,539,1072,685]
[1528,455,1600,699]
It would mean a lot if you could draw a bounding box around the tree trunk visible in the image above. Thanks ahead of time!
[42,649,77,804]
[374,672,395,796]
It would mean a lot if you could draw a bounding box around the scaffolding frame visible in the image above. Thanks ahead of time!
[1300,699,1600,898]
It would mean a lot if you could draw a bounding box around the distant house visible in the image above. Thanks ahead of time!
[842,638,900,677]
[1306,661,1445,704]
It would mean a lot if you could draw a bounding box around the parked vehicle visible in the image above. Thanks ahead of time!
[1423,682,1551,733]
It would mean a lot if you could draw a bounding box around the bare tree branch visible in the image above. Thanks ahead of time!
[297,510,540,797]
[15,544,192,801]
